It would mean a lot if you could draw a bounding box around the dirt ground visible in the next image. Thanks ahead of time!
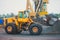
[0,28,60,40]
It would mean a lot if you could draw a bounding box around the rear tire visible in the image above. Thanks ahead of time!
[5,23,17,34]
[29,24,42,35]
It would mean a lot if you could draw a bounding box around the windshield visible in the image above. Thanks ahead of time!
[19,12,23,18]
[19,10,29,18]
[24,10,29,18]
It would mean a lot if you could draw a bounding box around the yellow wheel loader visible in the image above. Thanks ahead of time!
[3,0,48,35]
[4,11,42,35]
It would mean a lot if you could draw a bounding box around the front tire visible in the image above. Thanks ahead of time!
[29,24,42,35]
[5,23,17,34]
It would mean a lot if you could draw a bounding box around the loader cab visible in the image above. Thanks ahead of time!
[18,10,29,18]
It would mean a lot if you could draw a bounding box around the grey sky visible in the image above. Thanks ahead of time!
[0,0,60,15]
[47,0,60,14]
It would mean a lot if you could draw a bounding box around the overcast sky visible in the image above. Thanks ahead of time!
[0,0,60,15]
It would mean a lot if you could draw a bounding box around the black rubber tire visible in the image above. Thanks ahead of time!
[5,23,17,34]
[29,24,42,35]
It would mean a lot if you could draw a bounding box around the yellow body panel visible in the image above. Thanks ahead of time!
[7,18,13,23]
[18,18,29,22]
[29,12,36,17]
[13,18,19,26]
[4,17,18,26]
[43,0,48,3]
[18,18,33,23]
[4,17,33,26]
[39,12,48,16]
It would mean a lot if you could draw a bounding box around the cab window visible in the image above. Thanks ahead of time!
[24,11,29,18]
[19,12,23,18]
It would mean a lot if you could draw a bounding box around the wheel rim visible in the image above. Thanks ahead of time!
[7,26,12,32]
[32,27,38,33]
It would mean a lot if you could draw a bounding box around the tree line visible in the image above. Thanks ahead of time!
[0,13,15,19]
